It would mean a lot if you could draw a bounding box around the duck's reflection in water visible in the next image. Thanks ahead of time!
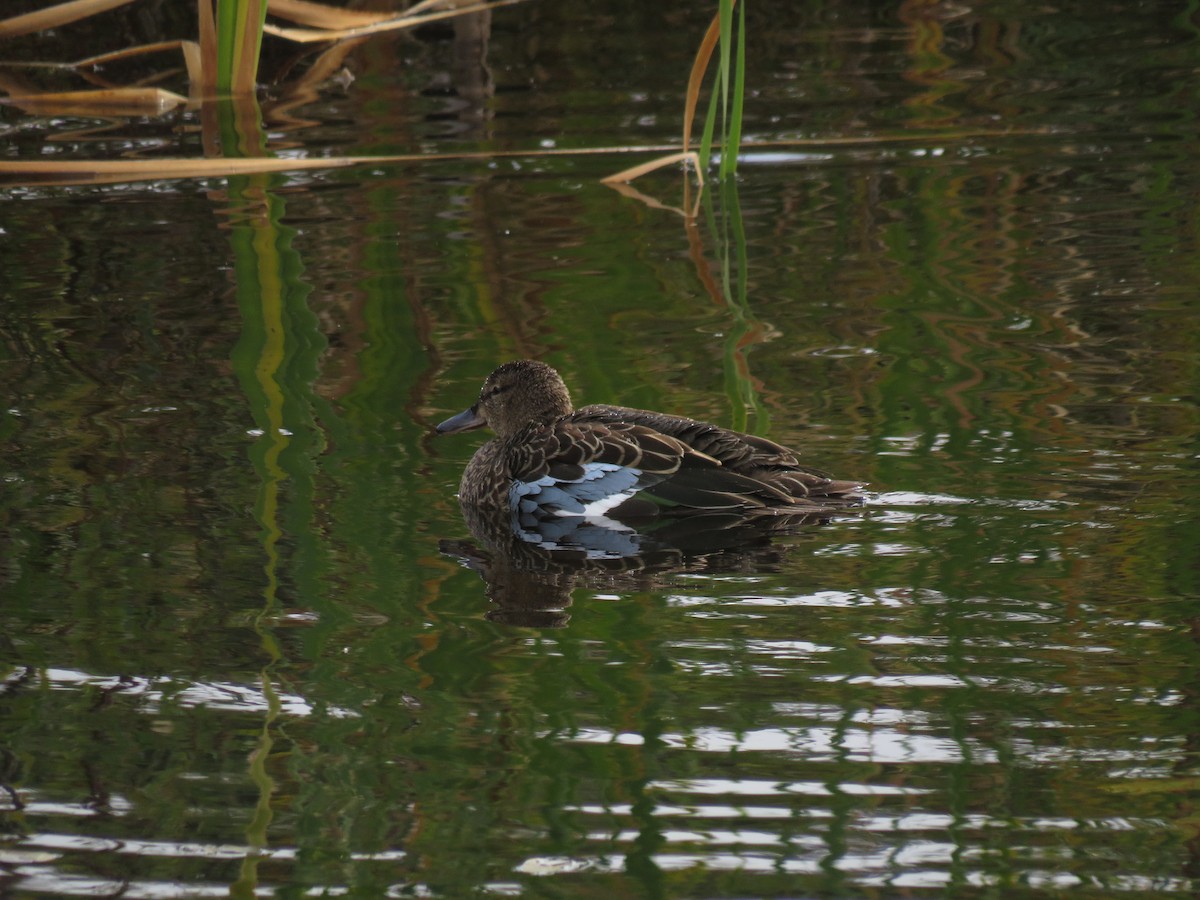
[440,502,857,627]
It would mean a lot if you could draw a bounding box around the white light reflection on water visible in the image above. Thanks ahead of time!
[4,667,357,719]
[0,835,409,899]
[668,589,879,609]
[669,638,832,656]
[553,725,1188,766]
[870,491,1072,511]
[0,792,135,817]
[568,802,810,819]
[2,873,241,899]
[647,778,930,797]
[510,798,1194,889]
[515,852,1200,888]
[8,832,408,862]
[555,725,983,762]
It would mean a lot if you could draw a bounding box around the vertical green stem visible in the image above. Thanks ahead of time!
[215,0,267,95]
[699,0,746,180]
[720,0,747,179]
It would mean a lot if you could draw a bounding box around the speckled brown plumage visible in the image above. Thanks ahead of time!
[436,360,864,516]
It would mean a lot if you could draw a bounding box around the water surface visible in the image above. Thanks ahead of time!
[3,1,1200,896]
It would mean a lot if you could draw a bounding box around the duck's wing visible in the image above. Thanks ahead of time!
[506,420,709,518]
[574,404,864,504]
[507,418,812,517]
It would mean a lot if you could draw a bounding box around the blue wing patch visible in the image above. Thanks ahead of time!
[510,462,644,517]
[508,463,651,557]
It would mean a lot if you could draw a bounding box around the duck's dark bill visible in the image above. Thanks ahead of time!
[436,406,486,434]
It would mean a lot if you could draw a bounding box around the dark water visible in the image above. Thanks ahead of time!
[3,2,1200,897]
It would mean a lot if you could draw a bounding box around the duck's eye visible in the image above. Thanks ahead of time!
[483,383,511,401]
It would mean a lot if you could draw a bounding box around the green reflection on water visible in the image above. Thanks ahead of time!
[704,178,768,434]
[5,4,1200,895]
[223,170,324,895]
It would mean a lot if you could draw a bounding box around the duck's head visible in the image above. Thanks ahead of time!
[436,360,573,440]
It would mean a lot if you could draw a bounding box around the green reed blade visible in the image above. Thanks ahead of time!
[699,76,721,172]
[719,0,746,179]
[718,0,733,134]
[699,0,745,181]
[215,0,267,94]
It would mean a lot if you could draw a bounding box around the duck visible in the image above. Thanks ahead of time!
[435,360,864,519]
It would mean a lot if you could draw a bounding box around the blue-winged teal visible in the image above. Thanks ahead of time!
[436,360,863,517]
